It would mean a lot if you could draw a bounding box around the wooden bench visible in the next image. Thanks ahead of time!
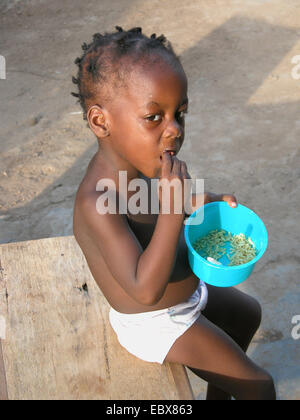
[0,236,194,400]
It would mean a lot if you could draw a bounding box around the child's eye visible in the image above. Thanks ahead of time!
[176,110,188,121]
[145,114,162,122]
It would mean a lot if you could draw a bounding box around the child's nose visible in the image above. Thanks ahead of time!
[163,120,182,140]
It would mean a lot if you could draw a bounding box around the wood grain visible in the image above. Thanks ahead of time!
[0,236,194,400]
[0,341,8,400]
[0,254,8,400]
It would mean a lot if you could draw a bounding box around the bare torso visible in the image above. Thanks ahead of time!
[73,154,199,314]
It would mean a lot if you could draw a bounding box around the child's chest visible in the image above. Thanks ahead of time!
[125,175,159,247]
[126,175,192,280]
[126,212,157,248]
[126,211,192,283]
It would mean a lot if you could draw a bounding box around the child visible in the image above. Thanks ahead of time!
[72,26,276,400]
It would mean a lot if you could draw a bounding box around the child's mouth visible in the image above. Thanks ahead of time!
[159,150,176,160]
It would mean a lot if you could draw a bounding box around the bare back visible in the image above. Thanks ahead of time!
[73,153,199,314]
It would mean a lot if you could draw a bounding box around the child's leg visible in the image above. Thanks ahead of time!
[164,287,276,400]
[202,284,262,351]
[199,284,263,400]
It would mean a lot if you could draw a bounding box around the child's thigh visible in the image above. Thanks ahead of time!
[201,284,262,337]
[164,314,265,381]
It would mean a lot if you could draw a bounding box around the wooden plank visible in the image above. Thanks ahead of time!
[0,341,8,400]
[167,364,195,400]
[0,236,194,400]
[0,253,8,400]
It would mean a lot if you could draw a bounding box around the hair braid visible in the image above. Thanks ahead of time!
[71,26,181,121]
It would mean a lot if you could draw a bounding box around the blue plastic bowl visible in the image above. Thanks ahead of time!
[184,201,268,287]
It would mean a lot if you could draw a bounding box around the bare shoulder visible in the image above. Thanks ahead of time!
[73,174,128,242]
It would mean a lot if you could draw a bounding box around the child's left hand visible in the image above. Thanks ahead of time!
[207,192,237,208]
[189,192,238,214]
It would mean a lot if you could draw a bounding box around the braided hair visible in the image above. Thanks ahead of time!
[71,26,182,121]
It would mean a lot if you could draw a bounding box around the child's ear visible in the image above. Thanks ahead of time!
[87,105,110,138]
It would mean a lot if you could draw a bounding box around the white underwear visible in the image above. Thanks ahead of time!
[109,280,208,364]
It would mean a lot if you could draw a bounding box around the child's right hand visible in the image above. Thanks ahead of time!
[158,151,192,215]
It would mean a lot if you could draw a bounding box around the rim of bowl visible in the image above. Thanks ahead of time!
[184,201,268,270]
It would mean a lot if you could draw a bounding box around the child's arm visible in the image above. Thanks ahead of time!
[79,153,189,306]
[135,212,185,304]
[79,203,184,306]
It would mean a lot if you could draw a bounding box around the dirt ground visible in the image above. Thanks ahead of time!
[0,0,299,400]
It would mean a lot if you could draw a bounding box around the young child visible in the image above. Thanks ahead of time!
[72,26,276,400]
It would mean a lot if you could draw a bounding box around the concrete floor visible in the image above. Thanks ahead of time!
[0,0,299,400]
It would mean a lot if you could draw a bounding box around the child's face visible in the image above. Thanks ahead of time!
[106,59,188,178]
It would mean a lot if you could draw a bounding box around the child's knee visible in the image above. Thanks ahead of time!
[233,295,262,342]
[237,294,262,330]
[236,372,276,400]
[252,370,276,400]
[248,296,262,332]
